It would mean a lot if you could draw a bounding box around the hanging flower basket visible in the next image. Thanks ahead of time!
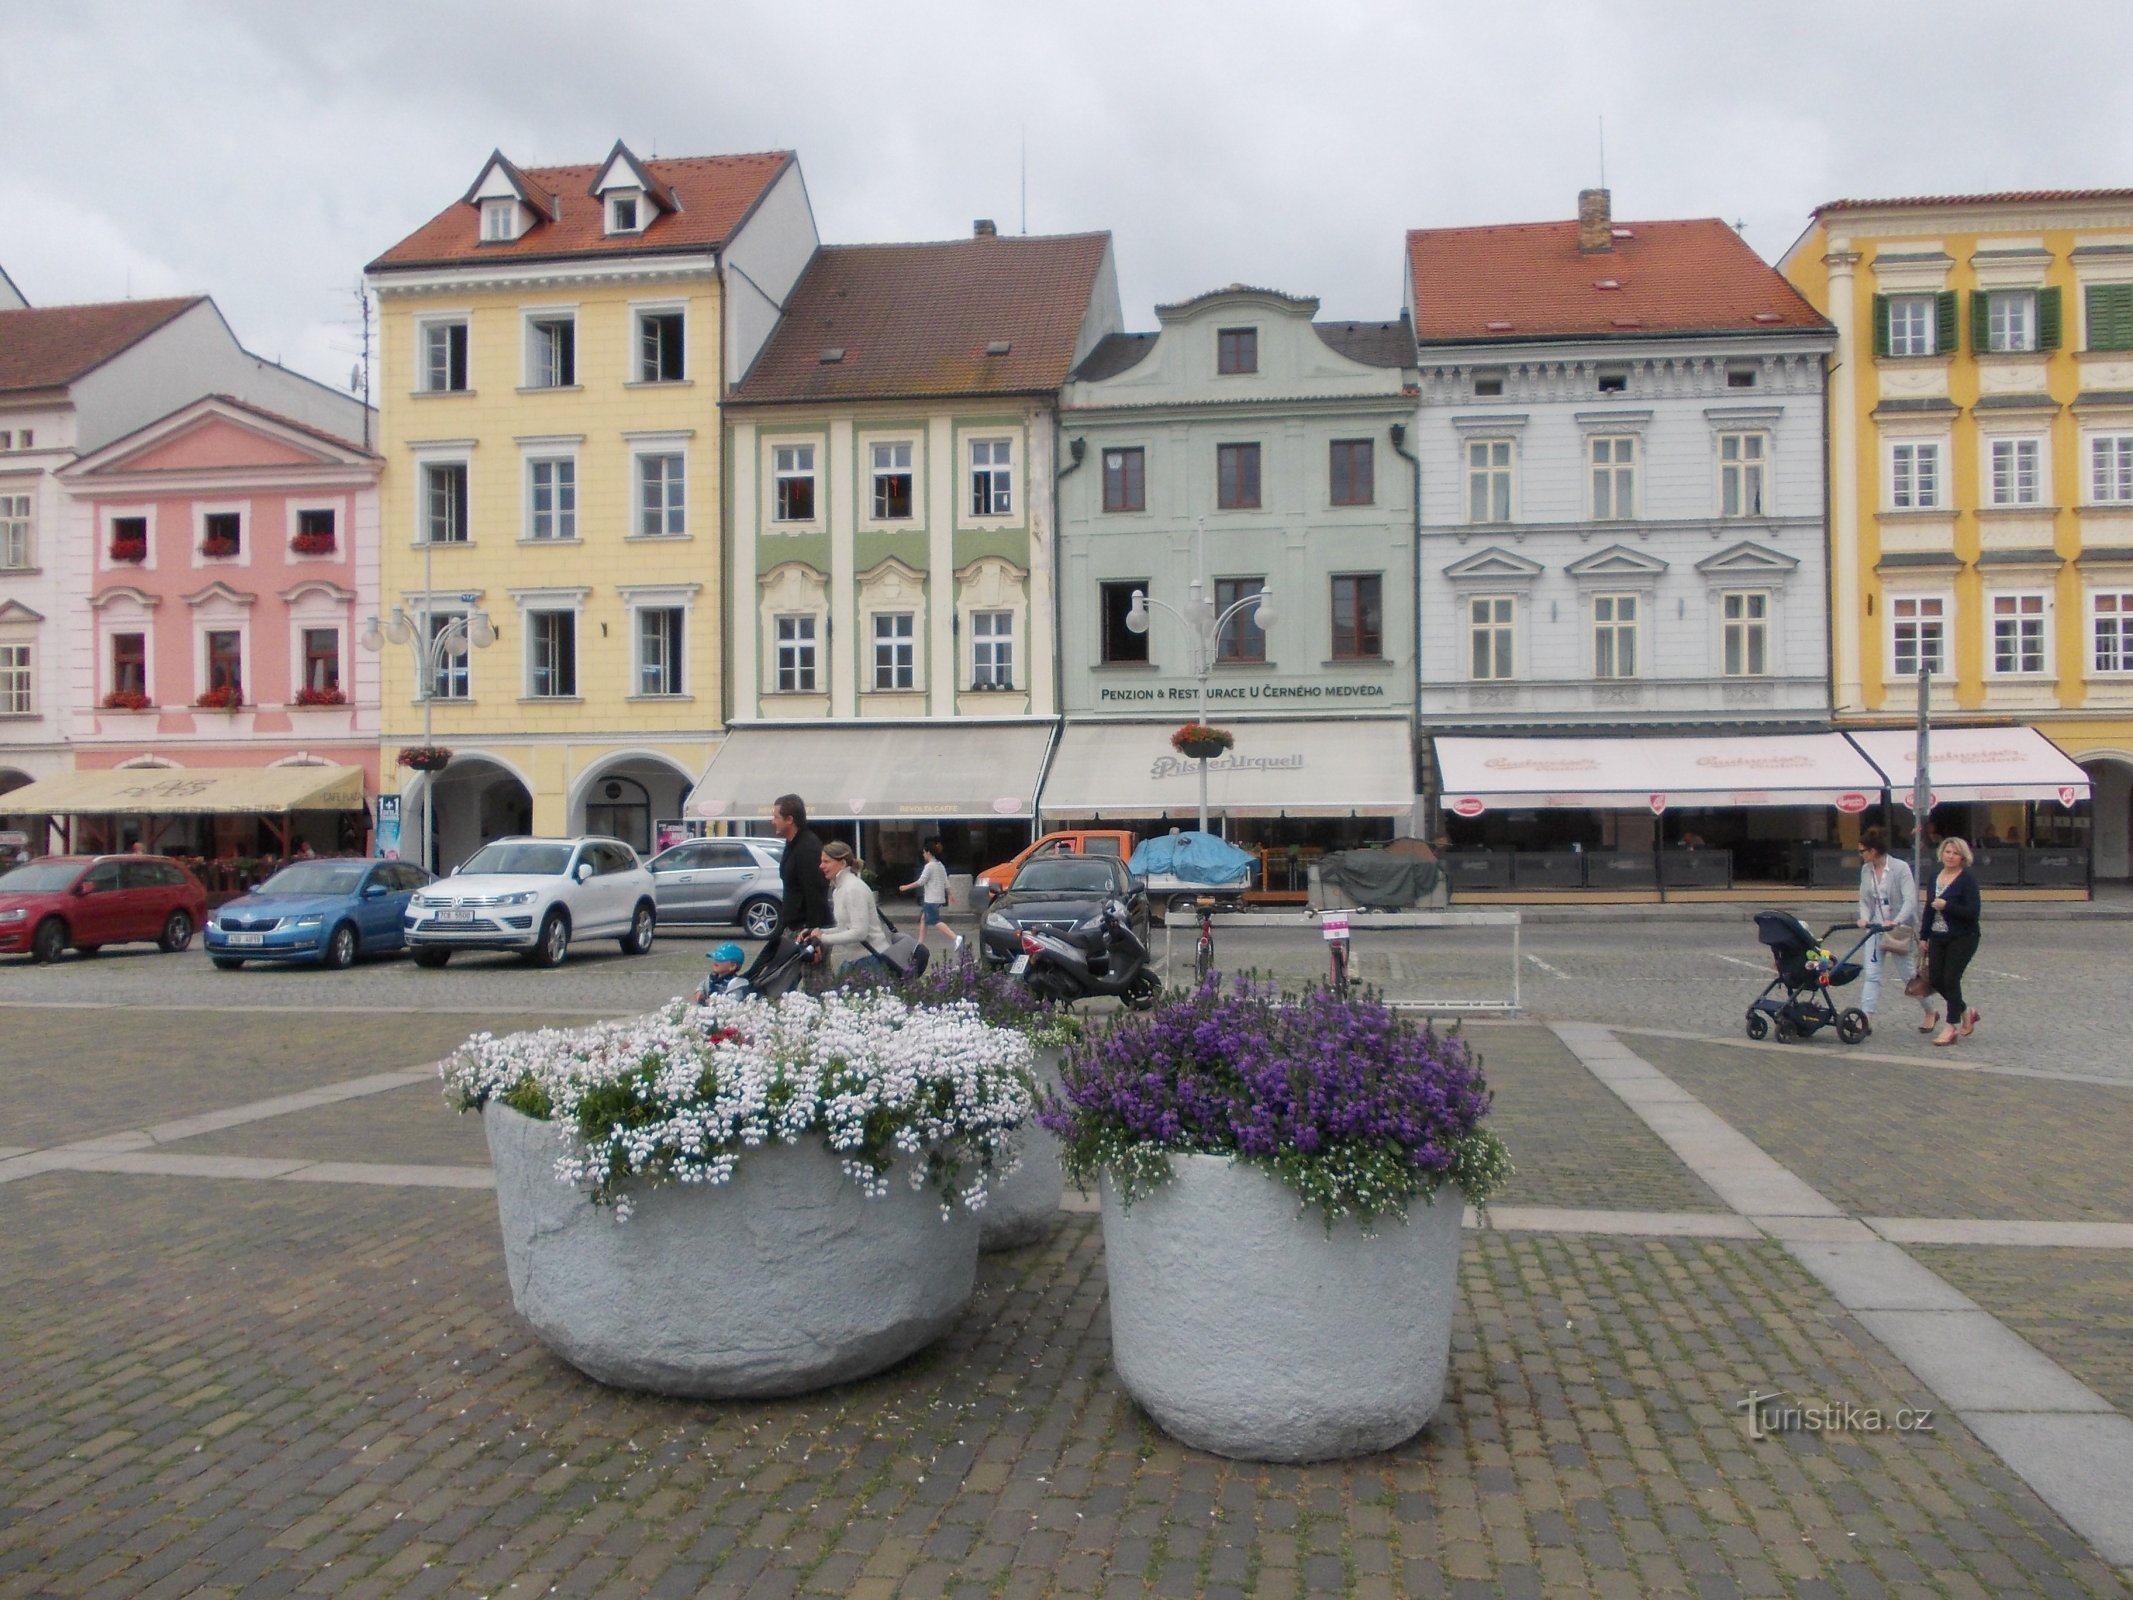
[289,530,338,557]
[294,685,347,707]
[108,536,147,564]
[101,689,152,711]
[193,683,245,711]
[397,745,453,772]
[1170,722,1234,760]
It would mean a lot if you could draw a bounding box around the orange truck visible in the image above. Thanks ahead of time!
[974,828,1251,914]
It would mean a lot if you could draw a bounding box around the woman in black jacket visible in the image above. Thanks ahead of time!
[1922,836,1982,1047]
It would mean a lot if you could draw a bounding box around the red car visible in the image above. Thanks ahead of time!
[0,855,208,962]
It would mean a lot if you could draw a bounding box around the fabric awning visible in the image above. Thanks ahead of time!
[684,721,1057,821]
[1040,718,1416,819]
[1433,733,1887,814]
[0,765,369,815]
[1844,726,2093,806]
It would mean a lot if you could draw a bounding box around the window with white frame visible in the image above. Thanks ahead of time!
[1991,593,2047,675]
[1590,436,1636,520]
[1721,591,1770,676]
[1468,595,1515,680]
[971,610,1013,689]
[636,608,684,696]
[1987,290,2037,353]
[773,444,816,522]
[1891,596,1947,679]
[1891,441,1942,509]
[527,457,576,540]
[427,612,470,699]
[204,629,243,696]
[2091,435,2133,503]
[1989,437,2043,506]
[421,319,469,392]
[774,614,818,692]
[525,314,576,388]
[110,633,147,699]
[1888,294,1937,357]
[1467,439,1513,523]
[301,628,341,695]
[872,612,916,690]
[636,452,685,536]
[871,441,914,520]
[2093,591,2133,673]
[0,493,29,569]
[636,309,684,382]
[1719,432,1766,517]
[480,199,518,242]
[422,462,469,544]
[527,610,577,697]
[1593,594,1638,678]
[969,438,1013,517]
[0,643,29,714]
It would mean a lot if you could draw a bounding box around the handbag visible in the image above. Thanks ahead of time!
[1880,925,1916,955]
[1903,971,1932,998]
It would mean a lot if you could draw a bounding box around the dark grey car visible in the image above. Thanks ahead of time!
[978,856,1149,969]
[646,836,787,937]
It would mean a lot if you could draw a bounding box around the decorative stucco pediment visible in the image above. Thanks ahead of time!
[182,581,256,610]
[88,586,158,612]
[759,561,827,612]
[0,599,45,625]
[857,557,927,607]
[955,555,1027,607]
[1695,540,1799,577]
[1565,543,1669,580]
[280,579,356,606]
[1442,545,1543,583]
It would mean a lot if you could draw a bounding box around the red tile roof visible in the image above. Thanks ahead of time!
[0,297,204,393]
[729,233,1113,403]
[1815,189,2133,216]
[368,151,795,272]
[1406,218,1828,344]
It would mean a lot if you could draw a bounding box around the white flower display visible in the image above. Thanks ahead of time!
[443,990,1035,1220]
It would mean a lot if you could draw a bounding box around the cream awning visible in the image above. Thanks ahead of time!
[1433,733,1887,813]
[684,722,1057,822]
[1845,726,2093,806]
[1040,718,1417,819]
[0,765,369,815]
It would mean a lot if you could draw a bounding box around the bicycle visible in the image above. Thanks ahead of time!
[1191,895,1217,984]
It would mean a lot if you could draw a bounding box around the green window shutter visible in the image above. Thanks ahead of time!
[2087,283,2133,351]
[1935,291,1959,355]
[1872,294,1891,357]
[2038,286,2062,350]
[1970,291,1991,353]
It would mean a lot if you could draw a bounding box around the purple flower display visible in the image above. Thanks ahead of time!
[1041,976,1510,1223]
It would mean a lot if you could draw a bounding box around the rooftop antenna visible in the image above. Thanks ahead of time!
[1020,126,1027,235]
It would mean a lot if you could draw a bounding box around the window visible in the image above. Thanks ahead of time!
[971,610,1013,689]
[1593,594,1638,678]
[302,628,341,693]
[1468,596,1514,680]
[1720,433,1766,517]
[1726,366,1759,389]
[1102,447,1145,513]
[1891,441,1942,510]
[296,507,336,548]
[871,441,914,520]
[1986,290,2036,353]
[1331,574,1383,660]
[111,633,146,697]
[0,493,28,569]
[608,193,641,235]
[1721,592,1769,676]
[637,310,684,382]
[773,615,817,692]
[773,444,816,522]
[2094,592,2133,673]
[1885,293,1939,357]
[480,199,517,242]
[1217,327,1257,374]
[1891,596,1946,678]
[1216,443,1261,510]
[2091,435,2133,503]
[1214,578,1266,663]
[1101,581,1149,664]
[1467,439,1513,522]
[872,612,915,690]
[427,613,470,699]
[1329,440,1374,506]
[1590,436,1636,519]
[421,320,468,392]
[527,458,576,540]
[528,611,577,698]
[2085,283,2133,352]
[1992,594,2046,675]
[206,630,243,694]
[423,463,468,543]
[1473,370,1505,397]
[970,438,1013,517]
[0,644,29,714]
[637,608,684,696]
[526,316,575,388]
[636,453,685,536]
[201,511,241,557]
[1990,438,2042,506]
[1595,367,1629,395]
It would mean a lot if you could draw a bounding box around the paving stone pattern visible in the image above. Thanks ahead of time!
[163,1081,493,1169]
[1914,1246,2133,1417]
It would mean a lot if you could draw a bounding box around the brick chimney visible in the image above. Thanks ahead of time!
[973,218,997,238]
[1578,188,1613,253]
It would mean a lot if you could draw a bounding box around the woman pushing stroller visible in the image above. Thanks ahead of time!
[1855,826,1934,1036]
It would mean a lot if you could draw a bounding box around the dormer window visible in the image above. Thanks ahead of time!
[481,198,521,242]
[607,191,642,235]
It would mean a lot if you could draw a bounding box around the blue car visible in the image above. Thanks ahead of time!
[205,859,433,970]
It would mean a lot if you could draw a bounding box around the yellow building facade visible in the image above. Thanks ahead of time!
[363,146,817,867]
[1782,192,2133,879]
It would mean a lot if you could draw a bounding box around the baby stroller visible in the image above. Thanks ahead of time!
[1745,911,1880,1045]
[696,932,819,1004]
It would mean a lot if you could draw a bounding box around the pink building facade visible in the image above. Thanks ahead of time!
[58,395,381,855]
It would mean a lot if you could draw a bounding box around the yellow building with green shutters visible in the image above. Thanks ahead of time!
[1781,190,2133,880]
[363,144,817,868]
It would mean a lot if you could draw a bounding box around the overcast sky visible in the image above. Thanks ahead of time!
[7,0,2133,391]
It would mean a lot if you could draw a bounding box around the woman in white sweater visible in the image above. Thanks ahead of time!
[1856,826,1933,1033]
[810,841,894,976]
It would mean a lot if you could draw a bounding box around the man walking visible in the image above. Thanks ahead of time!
[772,793,830,935]
[899,837,963,958]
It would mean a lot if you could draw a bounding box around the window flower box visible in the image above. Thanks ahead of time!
[101,689,153,711]
[1170,722,1234,760]
[293,686,347,707]
[198,536,241,560]
[396,744,453,772]
[193,684,244,711]
[289,530,338,557]
[108,537,147,564]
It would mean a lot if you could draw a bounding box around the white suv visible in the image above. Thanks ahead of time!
[405,836,657,968]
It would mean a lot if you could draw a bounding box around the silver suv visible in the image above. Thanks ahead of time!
[405,836,657,967]
[644,835,786,938]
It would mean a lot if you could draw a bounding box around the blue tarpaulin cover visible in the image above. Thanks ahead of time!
[1128,831,1256,886]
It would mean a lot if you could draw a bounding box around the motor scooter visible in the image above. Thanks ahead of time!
[1011,898,1161,1009]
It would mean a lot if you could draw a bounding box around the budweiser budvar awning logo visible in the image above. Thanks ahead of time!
[1481,756,1601,772]
[1693,754,1813,770]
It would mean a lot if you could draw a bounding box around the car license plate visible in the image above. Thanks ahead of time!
[436,909,473,923]
[228,932,265,947]
[1009,954,1029,975]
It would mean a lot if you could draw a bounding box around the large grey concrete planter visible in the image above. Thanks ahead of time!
[483,1102,978,1398]
[1100,1153,1465,1461]
[980,1044,1065,1252]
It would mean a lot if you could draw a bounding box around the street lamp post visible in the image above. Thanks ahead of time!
[361,591,493,872]
[1124,533,1275,833]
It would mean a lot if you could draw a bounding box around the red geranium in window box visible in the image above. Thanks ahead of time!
[101,689,152,711]
[194,683,245,711]
[199,535,241,559]
[290,530,337,556]
[108,536,148,564]
[293,685,347,707]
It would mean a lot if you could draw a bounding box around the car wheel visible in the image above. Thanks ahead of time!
[321,923,358,971]
[412,948,451,969]
[621,901,656,956]
[29,918,66,964]
[212,956,246,971]
[739,897,783,940]
[159,910,194,953]
[528,909,570,968]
